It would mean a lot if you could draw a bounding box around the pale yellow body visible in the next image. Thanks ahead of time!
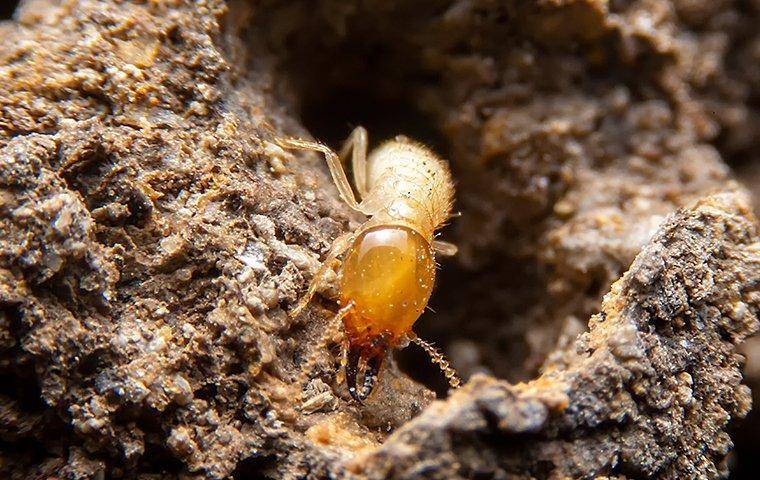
[359,138,454,239]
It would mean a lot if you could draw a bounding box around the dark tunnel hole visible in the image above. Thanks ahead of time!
[730,410,760,479]
[297,84,448,161]
[269,5,549,396]
[231,453,278,480]
[139,440,185,476]
[0,0,20,20]
[270,1,451,164]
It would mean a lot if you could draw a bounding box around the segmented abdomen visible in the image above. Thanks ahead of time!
[364,137,454,237]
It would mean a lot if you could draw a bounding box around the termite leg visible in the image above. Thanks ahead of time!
[277,137,363,212]
[336,336,349,384]
[410,334,462,389]
[297,301,354,387]
[290,231,356,318]
[338,126,369,198]
[433,240,458,257]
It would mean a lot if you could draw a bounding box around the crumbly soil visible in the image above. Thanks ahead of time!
[0,1,758,479]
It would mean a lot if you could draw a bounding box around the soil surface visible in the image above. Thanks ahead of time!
[0,1,758,479]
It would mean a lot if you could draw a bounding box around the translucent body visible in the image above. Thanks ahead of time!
[339,225,435,347]
[361,139,454,238]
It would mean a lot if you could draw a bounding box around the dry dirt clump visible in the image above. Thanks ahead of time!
[0,1,758,479]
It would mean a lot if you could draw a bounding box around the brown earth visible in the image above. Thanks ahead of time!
[0,1,758,479]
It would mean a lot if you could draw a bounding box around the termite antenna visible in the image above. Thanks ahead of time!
[411,335,462,389]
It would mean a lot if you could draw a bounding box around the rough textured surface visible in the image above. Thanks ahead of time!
[360,193,759,479]
[0,0,758,479]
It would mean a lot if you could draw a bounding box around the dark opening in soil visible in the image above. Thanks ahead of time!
[0,1,19,20]
[298,85,446,158]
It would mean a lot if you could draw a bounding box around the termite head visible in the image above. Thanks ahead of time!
[338,224,436,402]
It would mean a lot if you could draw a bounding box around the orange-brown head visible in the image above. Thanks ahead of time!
[339,224,435,401]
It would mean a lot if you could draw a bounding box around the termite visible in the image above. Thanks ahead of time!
[280,126,461,402]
